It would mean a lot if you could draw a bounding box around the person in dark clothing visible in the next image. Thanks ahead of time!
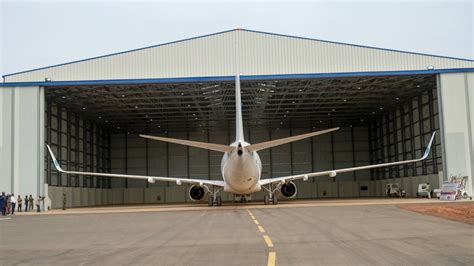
[24,195,29,212]
[62,193,67,210]
[28,195,34,211]
[17,195,22,212]
[6,195,11,214]
[0,192,6,216]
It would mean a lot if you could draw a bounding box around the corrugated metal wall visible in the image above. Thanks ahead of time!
[369,87,442,179]
[45,101,111,188]
[5,30,473,82]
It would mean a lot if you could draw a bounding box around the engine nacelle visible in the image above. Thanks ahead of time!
[188,185,210,201]
[277,181,298,199]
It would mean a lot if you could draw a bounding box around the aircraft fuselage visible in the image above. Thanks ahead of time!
[221,141,262,194]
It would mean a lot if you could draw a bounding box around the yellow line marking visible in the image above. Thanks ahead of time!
[267,252,276,266]
[258,225,265,233]
[254,219,260,225]
[250,215,255,219]
[263,235,274,247]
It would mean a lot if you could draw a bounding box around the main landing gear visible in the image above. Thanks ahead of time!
[208,186,222,207]
[208,195,222,207]
[263,184,278,205]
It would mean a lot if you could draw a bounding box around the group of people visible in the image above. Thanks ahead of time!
[0,192,44,215]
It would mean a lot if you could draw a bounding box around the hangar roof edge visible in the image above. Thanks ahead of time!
[2,68,474,87]
[3,28,474,79]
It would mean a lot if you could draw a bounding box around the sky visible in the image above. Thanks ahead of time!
[0,0,473,77]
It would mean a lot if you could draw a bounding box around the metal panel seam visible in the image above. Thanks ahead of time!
[11,88,15,193]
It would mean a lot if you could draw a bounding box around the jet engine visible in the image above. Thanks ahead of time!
[188,185,210,201]
[277,181,298,199]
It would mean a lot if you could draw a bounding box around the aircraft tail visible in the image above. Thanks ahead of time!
[235,74,245,142]
[140,76,337,153]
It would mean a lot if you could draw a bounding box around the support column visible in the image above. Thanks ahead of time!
[438,72,474,195]
[0,86,44,200]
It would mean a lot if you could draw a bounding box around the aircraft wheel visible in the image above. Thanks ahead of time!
[272,196,278,205]
[208,197,214,207]
[264,195,269,205]
[216,196,222,206]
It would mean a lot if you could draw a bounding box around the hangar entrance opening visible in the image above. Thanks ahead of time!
[44,74,442,207]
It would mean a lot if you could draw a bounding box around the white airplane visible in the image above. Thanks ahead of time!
[47,75,436,206]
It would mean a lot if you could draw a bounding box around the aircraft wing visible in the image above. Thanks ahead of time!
[46,145,225,187]
[259,132,436,186]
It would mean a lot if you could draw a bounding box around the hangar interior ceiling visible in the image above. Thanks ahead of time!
[45,74,436,133]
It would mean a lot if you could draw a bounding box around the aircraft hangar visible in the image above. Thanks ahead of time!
[1,29,473,209]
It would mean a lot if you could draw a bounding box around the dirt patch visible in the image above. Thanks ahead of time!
[399,202,474,225]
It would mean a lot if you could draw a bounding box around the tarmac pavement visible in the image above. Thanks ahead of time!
[0,199,472,265]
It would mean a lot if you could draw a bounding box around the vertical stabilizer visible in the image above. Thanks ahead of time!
[235,75,245,142]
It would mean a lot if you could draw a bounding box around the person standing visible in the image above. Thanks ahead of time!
[6,195,11,215]
[62,193,67,210]
[35,196,42,212]
[44,196,51,211]
[17,195,22,212]
[24,195,29,212]
[28,195,34,211]
[426,182,431,199]
[0,192,6,216]
[10,194,16,215]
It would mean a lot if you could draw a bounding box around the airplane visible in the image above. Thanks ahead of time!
[47,75,436,206]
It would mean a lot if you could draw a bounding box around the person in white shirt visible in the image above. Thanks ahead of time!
[10,194,16,215]
[35,196,42,213]
[44,196,52,211]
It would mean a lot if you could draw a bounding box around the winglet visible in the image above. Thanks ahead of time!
[422,132,436,159]
[46,144,64,172]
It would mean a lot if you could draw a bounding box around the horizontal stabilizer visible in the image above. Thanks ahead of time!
[140,134,234,153]
[246,127,339,152]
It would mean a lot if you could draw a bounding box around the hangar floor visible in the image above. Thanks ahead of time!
[1,200,473,265]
